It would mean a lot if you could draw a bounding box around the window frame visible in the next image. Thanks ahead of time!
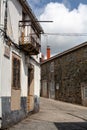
[12,53,21,90]
[84,87,87,98]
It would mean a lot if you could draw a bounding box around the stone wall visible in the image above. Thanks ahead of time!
[41,44,87,106]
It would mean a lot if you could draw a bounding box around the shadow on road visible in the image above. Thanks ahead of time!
[54,122,87,130]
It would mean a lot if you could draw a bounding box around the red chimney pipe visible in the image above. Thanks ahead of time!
[47,46,50,59]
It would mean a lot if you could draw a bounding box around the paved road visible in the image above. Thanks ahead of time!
[9,97,87,130]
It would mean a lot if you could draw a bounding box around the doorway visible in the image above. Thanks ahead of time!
[11,53,21,110]
[27,65,34,112]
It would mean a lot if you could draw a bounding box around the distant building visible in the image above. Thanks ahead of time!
[41,42,87,106]
[0,0,43,129]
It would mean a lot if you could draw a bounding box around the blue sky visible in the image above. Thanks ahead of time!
[28,0,87,57]
[28,0,87,16]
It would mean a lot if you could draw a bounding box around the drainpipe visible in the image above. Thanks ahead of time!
[4,0,8,34]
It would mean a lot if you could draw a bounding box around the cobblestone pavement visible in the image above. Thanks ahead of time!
[8,97,87,130]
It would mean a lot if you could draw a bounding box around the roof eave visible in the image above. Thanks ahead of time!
[41,41,87,65]
[18,0,44,33]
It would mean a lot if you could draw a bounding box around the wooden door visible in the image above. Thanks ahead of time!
[27,66,34,112]
[11,53,21,110]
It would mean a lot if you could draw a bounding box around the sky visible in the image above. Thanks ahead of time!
[28,0,87,57]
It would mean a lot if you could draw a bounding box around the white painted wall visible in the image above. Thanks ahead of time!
[21,54,28,97]
[8,0,22,43]
[0,37,2,128]
[30,58,41,98]
[1,0,22,97]
[0,1,41,124]
[0,0,5,26]
[32,55,41,98]
[34,64,41,97]
[0,0,1,23]
[1,0,33,96]
[0,0,5,127]
[1,46,11,96]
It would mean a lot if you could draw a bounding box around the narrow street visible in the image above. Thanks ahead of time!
[8,97,87,130]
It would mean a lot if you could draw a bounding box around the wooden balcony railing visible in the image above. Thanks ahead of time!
[19,21,41,55]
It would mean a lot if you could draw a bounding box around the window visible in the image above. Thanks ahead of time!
[84,87,87,98]
[50,62,54,72]
[42,80,47,97]
[12,54,21,89]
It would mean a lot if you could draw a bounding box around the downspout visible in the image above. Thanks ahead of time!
[4,0,8,34]
[0,1,2,127]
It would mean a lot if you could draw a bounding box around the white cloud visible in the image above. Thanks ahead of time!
[39,2,87,57]
[62,0,71,9]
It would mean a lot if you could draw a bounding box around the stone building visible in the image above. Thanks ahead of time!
[41,42,87,106]
[0,0,43,129]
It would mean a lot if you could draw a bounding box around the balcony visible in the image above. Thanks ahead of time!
[19,21,41,55]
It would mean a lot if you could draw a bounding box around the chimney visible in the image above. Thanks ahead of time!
[47,46,50,59]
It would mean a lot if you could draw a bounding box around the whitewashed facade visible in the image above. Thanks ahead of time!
[0,0,43,129]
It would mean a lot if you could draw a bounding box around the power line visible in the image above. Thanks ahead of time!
[43,33,87,36]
